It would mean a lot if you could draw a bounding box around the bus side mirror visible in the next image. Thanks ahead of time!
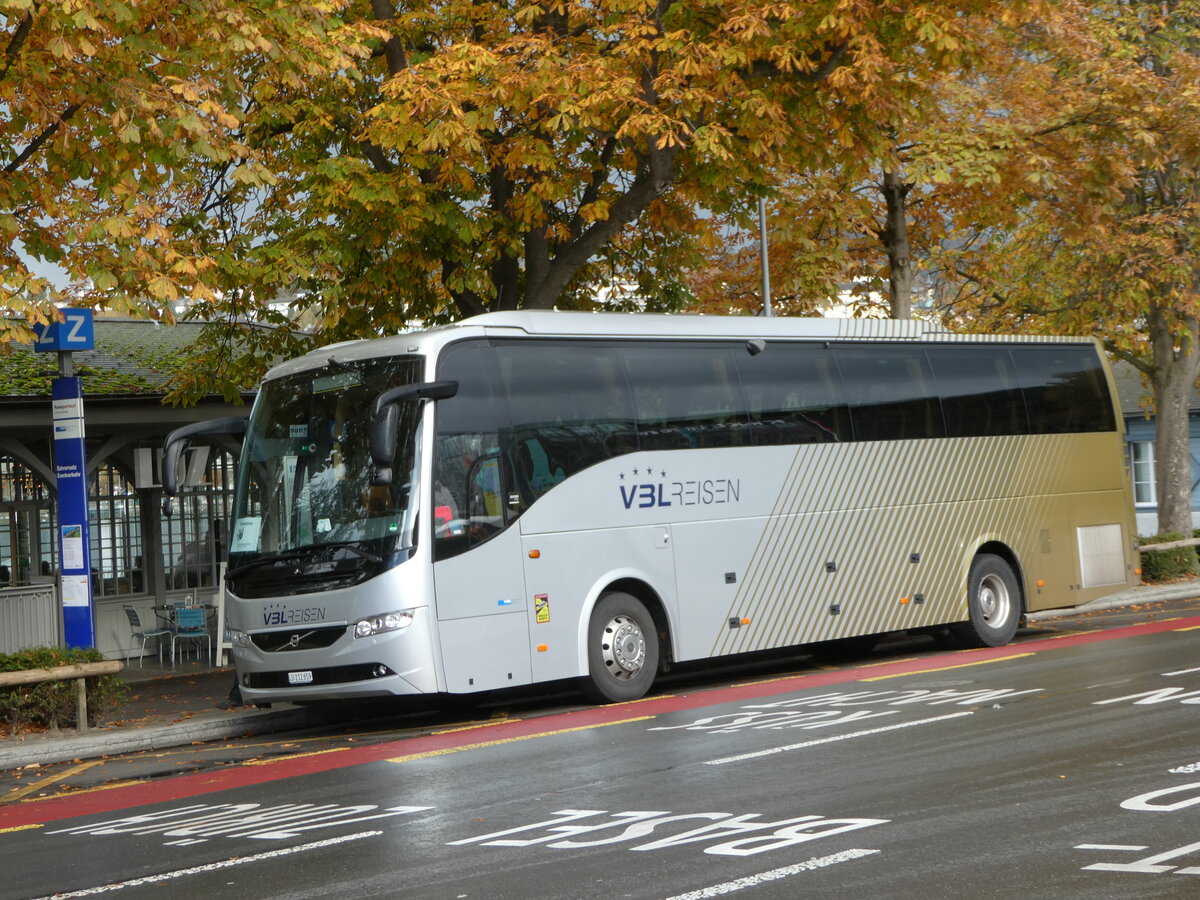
[369,380,458,485]
[370,403,400,485]
[162,438,188,517]
[162,416,247,516]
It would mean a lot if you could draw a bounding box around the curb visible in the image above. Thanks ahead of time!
[1026,581,1200,622]
[1,706,321,770]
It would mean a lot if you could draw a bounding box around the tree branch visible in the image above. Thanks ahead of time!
[446,259,488,319]
[568,136,617,241]
[528,142,678,307]
[5,103,81,174]
[749,40,849,82]
[369,0,408,77]
[1106,343,1152,377]
[488,163,521,310]
[1,11,33,82]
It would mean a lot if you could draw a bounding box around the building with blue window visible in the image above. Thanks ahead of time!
[1113,361,1200,537]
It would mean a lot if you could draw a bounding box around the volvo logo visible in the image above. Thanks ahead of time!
[285,630,316,650]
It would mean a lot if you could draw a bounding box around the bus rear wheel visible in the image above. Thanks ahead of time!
[952,553,1022,648]
[581,592,659,703]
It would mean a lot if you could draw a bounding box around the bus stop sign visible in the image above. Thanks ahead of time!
[33,309,95,352]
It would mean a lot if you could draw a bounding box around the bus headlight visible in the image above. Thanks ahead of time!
[354,610,415,639]
[229,629,251,648]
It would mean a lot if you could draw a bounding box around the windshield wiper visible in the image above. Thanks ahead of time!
[227,548,319,580]
[227,542,383,580]
[320,541,383,564]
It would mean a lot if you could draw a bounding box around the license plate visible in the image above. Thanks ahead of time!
[287,670,314,685]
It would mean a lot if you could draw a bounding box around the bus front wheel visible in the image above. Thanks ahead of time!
[581,592,659,703]
[952,553,1022,648]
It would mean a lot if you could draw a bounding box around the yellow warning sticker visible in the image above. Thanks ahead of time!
[535,594,550,624]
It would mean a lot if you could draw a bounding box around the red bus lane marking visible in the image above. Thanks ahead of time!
[2,613,1196,831]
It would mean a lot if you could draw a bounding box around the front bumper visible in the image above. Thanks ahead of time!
[231,606,440,704]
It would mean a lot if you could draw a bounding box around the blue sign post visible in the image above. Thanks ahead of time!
[34,309,96,649]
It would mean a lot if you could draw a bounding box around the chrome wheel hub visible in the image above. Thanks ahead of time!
[978,573,1011,625]
[600,614,646,679]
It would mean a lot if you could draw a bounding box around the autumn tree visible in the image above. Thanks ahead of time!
[169,0,1014,400]
[0,1,340,346]
[684,7,1045,321]
[935,1,1200,535]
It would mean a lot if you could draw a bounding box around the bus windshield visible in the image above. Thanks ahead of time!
[228,356,424,597]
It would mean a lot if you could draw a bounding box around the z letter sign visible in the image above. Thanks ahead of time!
[33,308,96,353]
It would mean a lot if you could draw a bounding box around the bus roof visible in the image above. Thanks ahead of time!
[264,311,1095,382]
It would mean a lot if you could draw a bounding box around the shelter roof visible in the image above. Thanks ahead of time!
[0,318,246,401]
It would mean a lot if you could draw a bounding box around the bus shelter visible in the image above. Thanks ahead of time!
[0,318,251,659]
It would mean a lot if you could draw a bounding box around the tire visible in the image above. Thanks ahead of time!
[951,553,1022,648]
[580,592,660,703]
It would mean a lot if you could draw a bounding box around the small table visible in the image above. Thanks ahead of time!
[152,605,216,665]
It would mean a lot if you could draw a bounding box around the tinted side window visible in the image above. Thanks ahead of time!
[493,340,637,506]
[433,341,514,561]
[835,345,945,441]
[737,342,849,444]
[1011,345,1116,434]
[622,344,748,449]
[928,346,1027,437]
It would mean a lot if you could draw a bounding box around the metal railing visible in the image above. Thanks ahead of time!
[1140,536,1200,551]
[0,584,58,654]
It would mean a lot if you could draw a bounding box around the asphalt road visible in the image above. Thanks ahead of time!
[2,605,1198,899]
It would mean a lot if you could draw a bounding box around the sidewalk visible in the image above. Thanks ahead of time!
[1025,576,1200,621]
[0,657,325,771]
[3,578,1198,771]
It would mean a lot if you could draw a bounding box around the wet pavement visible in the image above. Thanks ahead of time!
[2,577,1199,772]
[7,591,1200,899]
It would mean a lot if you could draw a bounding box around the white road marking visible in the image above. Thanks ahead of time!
[704,712,974,766]
[26,830,381,898]
[1170,762,1200,774]
[46,802,429,844]
[1163,666,1200,676]
[1081,840,1200,874]
[662,848,879,898]
[1076,844,1149,851]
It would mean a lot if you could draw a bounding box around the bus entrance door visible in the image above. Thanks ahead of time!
[433,526,532,693]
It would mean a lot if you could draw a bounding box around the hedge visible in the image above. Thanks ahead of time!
[0,646,128,735]
[1138,531,1200,583]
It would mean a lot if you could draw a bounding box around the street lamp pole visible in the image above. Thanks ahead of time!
[758,197,773,317]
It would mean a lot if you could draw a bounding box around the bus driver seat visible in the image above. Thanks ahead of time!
[517,438,565,499]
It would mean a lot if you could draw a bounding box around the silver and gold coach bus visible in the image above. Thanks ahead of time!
[164,312,1139,706]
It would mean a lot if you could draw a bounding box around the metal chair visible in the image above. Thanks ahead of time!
[123,605,171,667]
[171,606,212,666]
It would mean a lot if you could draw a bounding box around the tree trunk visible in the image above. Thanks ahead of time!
[1148,308,1200,536]
[522,143,677,310]
[880,169,913,320]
